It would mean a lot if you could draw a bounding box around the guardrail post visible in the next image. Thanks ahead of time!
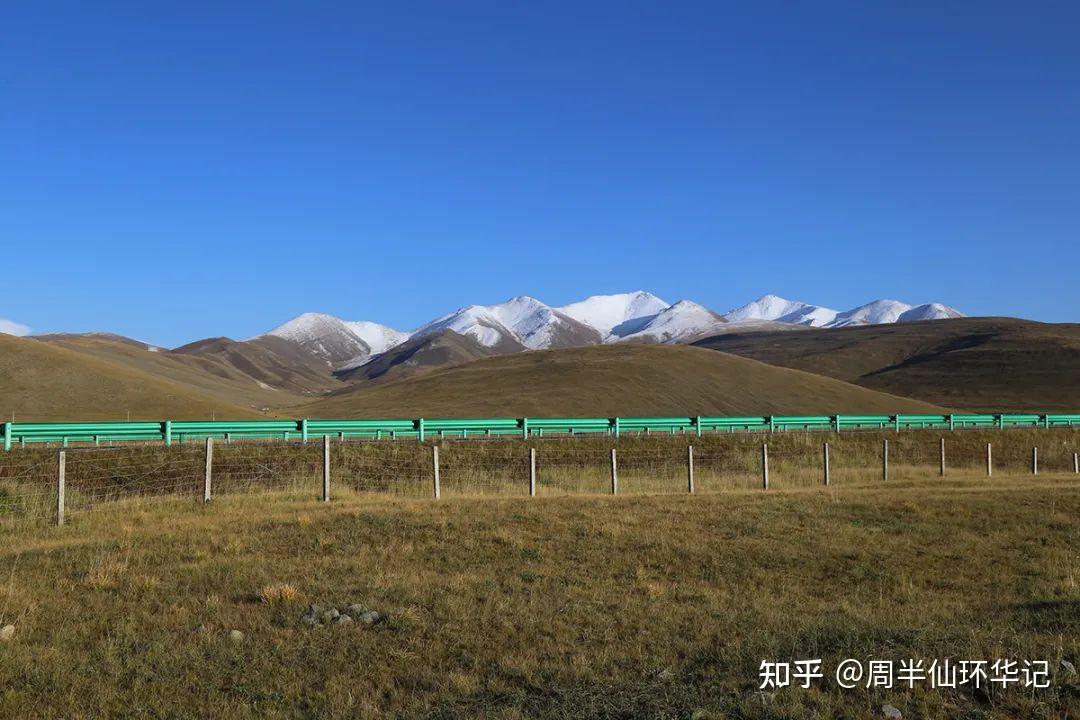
[687,445,694,493]
[432,445,440,500]
[997,414,1004,430]
[695,416,702,438]
[1032,447,1038,475]
[762,444,769,489]
[987,443,992,477]
[417,418,425,443]
[521,418,529,440]
[322,435,331,502]
[882,439,888,482]
[163,420,172,446]
[301,419,309,444]
[833,415,841,434]
[529,448,537,497]
[767,416,775,433]
[823,442,830,486]
[2,422,10,452]
[894,415,900,433]
[948,414,955,432]
[940,438,945,477]
[613,417,621,439]
[203,438,213,503]
[610,449,618,495]
[57,450,66,527]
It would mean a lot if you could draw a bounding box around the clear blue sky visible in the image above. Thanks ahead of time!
[2,1,1078,346]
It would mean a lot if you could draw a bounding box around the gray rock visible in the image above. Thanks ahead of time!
[307,604,323,616]
[1062,659,1077,675]
[0,625,15,642]
[334,614,354,625]
[228,629,244,643]
[346,604,367,616]
[882,705,902,720]
[358,611,381,625]
[320,608,340,624]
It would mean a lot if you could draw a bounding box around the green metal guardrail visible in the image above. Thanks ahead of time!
[3,413,1080,450]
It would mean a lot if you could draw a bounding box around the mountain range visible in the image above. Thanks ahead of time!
[260,292,964,370]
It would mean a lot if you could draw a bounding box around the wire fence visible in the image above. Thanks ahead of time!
[2,429,1078,526]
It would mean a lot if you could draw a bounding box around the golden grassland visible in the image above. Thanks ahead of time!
[0,463,1078,717]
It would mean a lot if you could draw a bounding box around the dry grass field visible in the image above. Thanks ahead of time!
[0,431,1078,719]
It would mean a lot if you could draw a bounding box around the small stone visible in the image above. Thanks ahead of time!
[0,625,15,642]
[320,608,340,624]
[1062,659,1077,675]
[307,604,323,616]
[334,614,354,625]
[228,629,244,643]
[358,611,381,625]
[346,604,367,615]
[882,705,902,720]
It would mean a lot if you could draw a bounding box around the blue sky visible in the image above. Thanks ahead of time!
[2,1,1078,346]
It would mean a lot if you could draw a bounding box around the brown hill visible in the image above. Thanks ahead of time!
[693,317,1080,412]
[0,333,262,421]
[298,343,947,418]
[335,329,506,383]
[36,333,341,409]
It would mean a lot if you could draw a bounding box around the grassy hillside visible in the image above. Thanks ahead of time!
[300,343,947,417]
[694,317,1080,412]
[36,334,340,409]
[335,329,506,383]
[0,334,264,421]
[1,478,1076,718]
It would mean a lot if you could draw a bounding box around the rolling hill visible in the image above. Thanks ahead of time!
[36,333,341,409]
[335,329,505,383]
[298,344,947,418]
[693,317,1080,412]
[0,333,263,421]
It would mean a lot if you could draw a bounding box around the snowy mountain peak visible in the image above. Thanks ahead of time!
[829,299,913,328]
[411,296,600,351]
[558,291,669,337]
[264,313,406,367]
[723,295,838,327]
[615,299,726,344]
[897,303,965,323]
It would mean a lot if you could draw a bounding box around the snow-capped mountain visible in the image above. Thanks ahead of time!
[725,295,963,329]
[258,292,966,368]
[557,291,670,338]
[412,296,600,351]
[0,318,31,336]
[897,303,965,323]
[615,300,727,344]
[723,295,838,327]
[264,313,407,367]
[828,299,913,328]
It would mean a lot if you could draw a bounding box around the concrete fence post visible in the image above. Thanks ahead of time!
[529,448,537,497]
[1032,447,1038,475]
[687,445,695,493]
[432,445,441,500]
[762,443,769,490]
[57,450,66,527]
[940,438,945,477]
[322,435,330,502]
[203,437,213,503]
[882,439,889,482]
[987,443,993,477]
[823,442,830,486]
[1074,451,1079,475]
[610,449,618,495]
